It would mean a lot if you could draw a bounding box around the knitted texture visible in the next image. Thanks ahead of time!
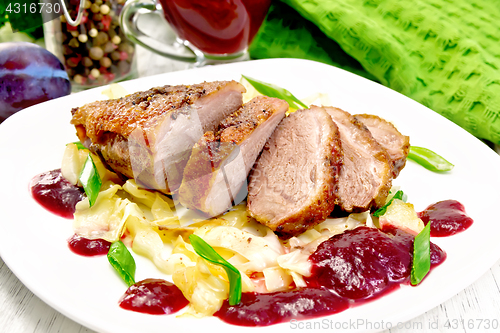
[249,2,377,81]
[276,0,500,144]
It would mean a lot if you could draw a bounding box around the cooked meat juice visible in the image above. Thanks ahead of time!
[30,173,470,325]
[159,0,271,55]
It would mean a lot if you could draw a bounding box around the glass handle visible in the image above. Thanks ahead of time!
[59,0,86,26]
[119,0,197,62]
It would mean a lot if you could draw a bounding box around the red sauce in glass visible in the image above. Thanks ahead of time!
[215,226,447,326]
[418,200,474,237]
[159,0,271,55]
[119,279,189,315]
[68,234,111,256]
[30,169,85,218]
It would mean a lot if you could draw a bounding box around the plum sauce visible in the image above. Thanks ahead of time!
[306,227,446,298]
[30,170,464,325]
[418,200,474,237]
[30,169,85,219]
[68,234,111,256]
[215,287,349,326]
[30,169,111,256]
[119,279,189,315]
[215,227,447,326]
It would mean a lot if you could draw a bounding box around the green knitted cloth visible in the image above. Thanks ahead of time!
[250,0,500,144]
[249,2,378,81]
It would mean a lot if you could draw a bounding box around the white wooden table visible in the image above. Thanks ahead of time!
[2,45,500,333]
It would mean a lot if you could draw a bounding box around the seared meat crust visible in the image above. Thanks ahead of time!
[70,80,245,193]
[354,114,410,178]
[179,96,288,217]
[320,106,392,213]
[247,107,342,239]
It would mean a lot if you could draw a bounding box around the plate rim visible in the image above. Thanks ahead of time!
[1,58,500,333]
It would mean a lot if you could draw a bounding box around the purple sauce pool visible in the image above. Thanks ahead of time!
[119,279,189,315]
[30,169,85,218]
[215,226,446,326]
[68,234,111,256]
[30,170,469,326]
[418,200,473,237]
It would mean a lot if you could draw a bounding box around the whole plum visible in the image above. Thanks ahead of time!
[0,42,71,122]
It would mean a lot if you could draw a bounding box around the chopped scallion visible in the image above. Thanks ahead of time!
[373,190,406,217]
[242,75,308,109]
[78,154,102,207]
[408,146,454,172]
[107,241,136,287]
[189,234,242,305]
[411,222,431,285]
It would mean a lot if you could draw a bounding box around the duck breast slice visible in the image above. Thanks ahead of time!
[70,80,245,193]
[320,106,392,213]
[354,114,410,178]
[179,96,288,217]
[247,107,342,239]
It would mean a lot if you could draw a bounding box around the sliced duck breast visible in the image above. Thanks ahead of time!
[354,114,410,178]
[319,106,392,213]
[179,96,288,217]
[70,81,245,193]
[247,107,342,239]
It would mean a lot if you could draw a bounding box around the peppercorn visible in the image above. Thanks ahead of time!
[50,0,135,89]
[89,46,104,60]
[100,56,112,68]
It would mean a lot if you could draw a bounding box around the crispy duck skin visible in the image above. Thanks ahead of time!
[179,96,288,217]
[354,114,410,178]
[319,106,392,213]
[70,81,245,193]
[247,107,342,239]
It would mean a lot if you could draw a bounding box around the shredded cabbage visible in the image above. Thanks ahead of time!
[62,143,375,317]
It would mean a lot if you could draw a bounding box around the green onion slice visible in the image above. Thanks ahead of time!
[411,222,431,286]
[108,241,136,287]
[242,75,308,109]
[189,234,242,306]
[408,146,454,172]
[78,154,102,207]
[373,190,406,217]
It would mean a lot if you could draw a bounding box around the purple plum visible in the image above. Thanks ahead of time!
[0,42,71,122]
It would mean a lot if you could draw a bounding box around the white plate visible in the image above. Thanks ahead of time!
[1,58,500,333]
